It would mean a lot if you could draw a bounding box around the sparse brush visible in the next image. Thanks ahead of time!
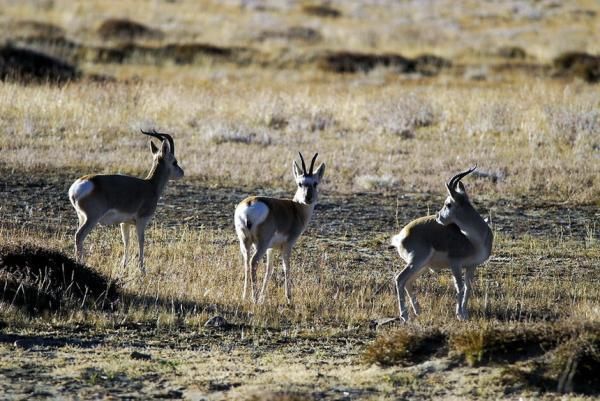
[551,327,600,394]
[207,123,272,146]
[353,174,398,191]
[498,323,600,395]
[249,392,314,401]
[363,327,446,367]
[450,323,576,367]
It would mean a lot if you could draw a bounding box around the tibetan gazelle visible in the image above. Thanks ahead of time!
[68,129,184,273]
[391,166,493,322]
[234,152,325,304]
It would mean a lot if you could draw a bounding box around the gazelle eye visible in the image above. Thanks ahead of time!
[298,183,302,188]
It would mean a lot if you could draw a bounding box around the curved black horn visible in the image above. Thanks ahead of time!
[309,153,318,175]
[448,165,477,189]
[155,130,175,155]
[140,129,175,155]
[298,152,307,174]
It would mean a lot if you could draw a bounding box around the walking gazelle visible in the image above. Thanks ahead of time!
[68,129,184,273]
[234,152,325,304]
[391,166,493,321]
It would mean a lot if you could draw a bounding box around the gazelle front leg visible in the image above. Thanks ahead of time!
[258,248,274,304]
[461,266,476,320]
[135,219,149,275]
[281,244,293,304]
[451,265,466,320]
[120,223,131,268]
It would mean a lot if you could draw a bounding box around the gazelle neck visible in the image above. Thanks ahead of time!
[146,160,171,194]
[293,197,317,228]
[456,204,493,257]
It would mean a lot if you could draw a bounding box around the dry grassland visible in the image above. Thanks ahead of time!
[0,0,599,400]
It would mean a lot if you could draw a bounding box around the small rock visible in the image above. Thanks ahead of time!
[396,128,415,139]
[130,351,151,360]
[204,315,228,329]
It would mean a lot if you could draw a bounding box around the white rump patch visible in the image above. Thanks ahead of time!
[68,179,94,202]
[390,233,403,248]
[391,227,409,249]
[235,201,269,232]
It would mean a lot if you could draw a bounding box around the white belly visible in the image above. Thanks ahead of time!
[268,231,288,248]
[99,209,135,226]
[427,250,450,271]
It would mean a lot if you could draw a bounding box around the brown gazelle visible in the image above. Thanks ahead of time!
[234,152,325,304]
[68,129,184,273]
[391,166,493,322]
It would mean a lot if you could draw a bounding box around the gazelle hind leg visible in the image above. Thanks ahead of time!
[74,213,99,264]
[249,242,268,303]
[258,248,274,304]
[405,276,421,316]
[394,250,431,322]
[239,239,251,301]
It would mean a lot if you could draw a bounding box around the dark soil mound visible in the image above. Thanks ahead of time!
[93,42,252,65]
[0,245,118,313]
[0,45,79,83]
[98,18,164,41]
[258,26,322,44]
[553,52,600,83]
[497,46,527,59]
[302,5,342,18]
[363,328,447,367]
[320,51,450,75]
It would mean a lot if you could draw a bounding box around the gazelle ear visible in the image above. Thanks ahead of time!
[161,138,171,155]
[456,181,468,196]
[150,141,160,154]
[293,160,302,178]
[315,163,325,181]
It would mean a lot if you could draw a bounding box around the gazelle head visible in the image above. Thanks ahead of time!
[292,152,325,205]
[141,129,184,180]
[436,166,477,226]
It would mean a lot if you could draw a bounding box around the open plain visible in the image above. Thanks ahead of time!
[0,1,599,399]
